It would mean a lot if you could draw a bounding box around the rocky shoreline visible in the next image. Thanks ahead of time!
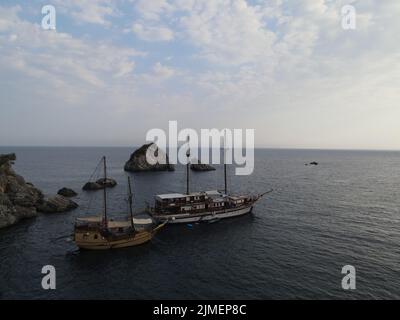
[0,153,78,229]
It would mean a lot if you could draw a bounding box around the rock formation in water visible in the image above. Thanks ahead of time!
[37,195,78,213]
[57,187,78,197]
[0,153,43,229]
[96,178,117,188]
[190,159,216,171]
[124,143,175,172]
[82,182,101,191]
[82,178,117,191]
[0,153,79,229]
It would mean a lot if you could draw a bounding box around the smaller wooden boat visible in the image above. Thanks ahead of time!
[74,157,166,250]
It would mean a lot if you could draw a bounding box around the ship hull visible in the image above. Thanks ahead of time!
[74,230,153,250]
[151,204,254,224]
[74,223,166,250]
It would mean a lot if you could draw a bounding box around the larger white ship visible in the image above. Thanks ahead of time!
[148,139,272,224]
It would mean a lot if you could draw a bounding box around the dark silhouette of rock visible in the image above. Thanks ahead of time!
[57,187,78,197]
[190,160,216,171]
[82,182,102,191]
[0,154,44,229]
[37,195,78,213]
[1,154,81,227]
[0,153,16,167]
[82,178,117,191]
[96,178,117,188]
[310,162,319,165]
[124,143,175,172]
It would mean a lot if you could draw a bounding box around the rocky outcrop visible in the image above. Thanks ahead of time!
[57,187,78,197]
[124,143,175,172]
[0,154,80,229]
[37,195,78,213]
[82,178,117,191]
[0,153,16,167]
[190,160,216,171]
[0,153,43,229]
[82,182,101,191]
[96,178,117,188]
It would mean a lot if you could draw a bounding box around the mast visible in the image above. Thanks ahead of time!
[224,131,227,195]
[102,156,108,228]
[127,176,135,230]
[186,136,190,195]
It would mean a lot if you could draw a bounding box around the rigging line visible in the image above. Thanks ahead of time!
[81,157,104,214]
[86,157,103,183]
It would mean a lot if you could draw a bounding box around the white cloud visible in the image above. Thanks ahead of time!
[134,0,174,21]
[0,5,143,99]
[54,0,117,26]
[178,0,276,65]
[153,62,175,78]
[1,1,400,149]
[132,23,174,41]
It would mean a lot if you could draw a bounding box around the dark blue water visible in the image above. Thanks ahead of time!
[0,147,399,299]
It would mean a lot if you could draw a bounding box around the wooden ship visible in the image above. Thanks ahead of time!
[74,157,166,250]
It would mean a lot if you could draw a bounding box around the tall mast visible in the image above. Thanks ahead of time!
[127,176,135,230]
[103,156,108,228]
[224,131,227,195]
[186,136,190,195]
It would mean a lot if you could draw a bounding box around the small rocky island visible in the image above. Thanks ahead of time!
[190,160,216,171]
[57,187,77,197]
[124,143,175,172]
[82,178,117,191]
[38,195,78,213]
[0,153,78,229]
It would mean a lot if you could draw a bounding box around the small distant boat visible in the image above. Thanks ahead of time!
[74,157,166,250]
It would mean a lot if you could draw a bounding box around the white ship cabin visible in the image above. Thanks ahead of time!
[228,196,247,205]
[154,191,250,214]
[155,190,224,209]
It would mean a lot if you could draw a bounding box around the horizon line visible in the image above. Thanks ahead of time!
[1,145,400,152]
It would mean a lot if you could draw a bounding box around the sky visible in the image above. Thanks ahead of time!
[0,0,399,149]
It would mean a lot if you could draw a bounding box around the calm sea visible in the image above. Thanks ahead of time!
[0,147,399,299]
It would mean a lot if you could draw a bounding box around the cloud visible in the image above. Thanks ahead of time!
[153,62,175,78]
[178,0,276,65]
[132,23,174,41]
[134,0,174,21]
[0,4,145,111]
[1,1,400,149]
[54,0,117,26]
